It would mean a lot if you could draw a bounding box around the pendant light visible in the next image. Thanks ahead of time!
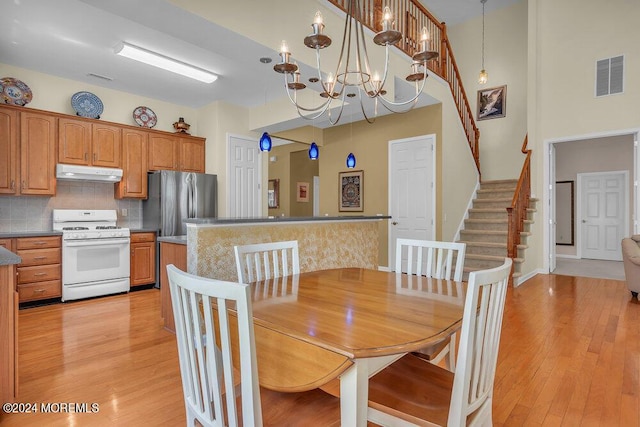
[259,132,272,152]
[346,153,356,168]
[308,142,319,160]
[478,0,488,84]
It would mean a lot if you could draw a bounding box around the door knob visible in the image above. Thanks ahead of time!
[392,221,398,225]
[582,219,587,223]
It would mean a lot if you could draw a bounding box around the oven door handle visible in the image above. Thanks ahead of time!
[64,239,130,247]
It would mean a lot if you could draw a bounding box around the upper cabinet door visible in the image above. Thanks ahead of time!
[148,134,178,171]
[92,123,121,168]
[20,112,56,195]
[58,117,91,165]
[116,128,148,199]
[0,107,18,194]
[180,137,205,173]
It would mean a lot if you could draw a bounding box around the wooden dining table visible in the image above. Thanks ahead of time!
[245,267,467,427]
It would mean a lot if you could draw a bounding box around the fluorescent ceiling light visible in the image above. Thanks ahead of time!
[115,42,218,84]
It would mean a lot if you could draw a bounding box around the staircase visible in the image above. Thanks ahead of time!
[458,179,537,281]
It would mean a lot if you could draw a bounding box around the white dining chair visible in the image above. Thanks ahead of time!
[396,238,466,371]
[234,240,300,284]
[366,257,512,427]
[167,264,341,427]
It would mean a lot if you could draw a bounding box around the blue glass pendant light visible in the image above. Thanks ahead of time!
[259,132,272,152]
[308,142,319,160]
[346,153,356,168]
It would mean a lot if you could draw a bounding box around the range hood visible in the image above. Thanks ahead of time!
[56,164,123,183]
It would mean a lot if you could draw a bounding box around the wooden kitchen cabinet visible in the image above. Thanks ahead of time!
[148,133,205,173]
[115,128,148,199]
[160,241,187,332]
[130,232,156,287]
[15,236,61,302]
[20,111,57,196]
[148,134,178,171]
[0,250,19,403]
[59,117,121,168]
[179,136,205,172]
[0,107,18,194]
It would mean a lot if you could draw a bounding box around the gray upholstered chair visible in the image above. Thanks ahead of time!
[621,236,640,299]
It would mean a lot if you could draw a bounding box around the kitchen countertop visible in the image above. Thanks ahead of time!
[129,228,158,234]
[0,247,21,266]
[185,215,391,225]
[0,231,63,239]
[158,235,187,245]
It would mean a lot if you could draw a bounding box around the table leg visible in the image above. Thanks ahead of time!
[340,360,369,427]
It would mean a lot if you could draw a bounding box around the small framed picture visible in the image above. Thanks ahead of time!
[339,170,363,212]
[477,85,506,120]
[296,182,309,202]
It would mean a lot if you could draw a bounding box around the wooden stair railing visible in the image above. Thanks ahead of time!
[326,0,480,176]
[506,135,531,281]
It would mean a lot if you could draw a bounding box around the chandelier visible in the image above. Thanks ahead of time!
[273,0,438,125]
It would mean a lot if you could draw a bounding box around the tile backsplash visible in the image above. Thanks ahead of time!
[0,181,142,232]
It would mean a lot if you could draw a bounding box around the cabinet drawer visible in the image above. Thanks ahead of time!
[17,247,61,266]
[17,264,61,284]
[18,280,61,302]
[16,236,61,250]
[131,232,156,243]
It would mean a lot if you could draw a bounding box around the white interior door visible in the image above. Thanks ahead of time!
[228,134,261,217]
[388,135,435,269]
[579,171,627,261]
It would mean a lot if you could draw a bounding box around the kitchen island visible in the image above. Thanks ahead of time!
[185,216,390,282]
[159,216,389,332]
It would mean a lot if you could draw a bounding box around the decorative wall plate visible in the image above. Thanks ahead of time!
[71,91,103,119]
[0,77,33,106]
[133,106,157,128]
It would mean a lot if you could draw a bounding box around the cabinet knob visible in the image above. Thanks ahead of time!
[10,180,15,190]
[93,153,97,161]
[85,152,88,161]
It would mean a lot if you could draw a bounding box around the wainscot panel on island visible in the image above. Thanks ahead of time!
[185,216,390,283]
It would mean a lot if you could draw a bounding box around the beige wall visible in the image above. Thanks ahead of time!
[447,0,528,181]
[267,142,309,216]
[0,63,197,134]
[320,105,444,266]
[289,150,318,217]
[555,135,634,256]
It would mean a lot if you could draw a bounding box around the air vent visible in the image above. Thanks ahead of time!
[596,55,624,97]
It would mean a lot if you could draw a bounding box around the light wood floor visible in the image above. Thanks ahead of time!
[2,274,639,426]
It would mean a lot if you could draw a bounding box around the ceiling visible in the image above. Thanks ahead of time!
[0,0,520,130]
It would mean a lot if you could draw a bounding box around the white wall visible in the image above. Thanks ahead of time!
[527,0,640,278]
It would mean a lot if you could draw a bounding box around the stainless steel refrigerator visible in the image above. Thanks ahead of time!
[143,170,217,237]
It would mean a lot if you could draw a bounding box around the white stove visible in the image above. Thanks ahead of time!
[53,210,130,301]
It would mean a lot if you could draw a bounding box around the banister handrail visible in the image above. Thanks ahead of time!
[325,0,480,176]
[506,135,531,284]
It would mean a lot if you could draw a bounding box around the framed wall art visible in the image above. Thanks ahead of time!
[339,170,363,212]
[296,182,309,202]
[477,85,506,120]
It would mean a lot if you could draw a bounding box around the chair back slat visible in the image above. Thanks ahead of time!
[448,257,511,426]
[396,238,466,281]
[234,241,300,284]
[168,264,263,427]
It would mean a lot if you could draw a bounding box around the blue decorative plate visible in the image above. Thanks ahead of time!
[0,77,32,106]
[71,91,103,119]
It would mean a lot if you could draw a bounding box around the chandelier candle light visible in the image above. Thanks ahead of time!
[273,0,438,125]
